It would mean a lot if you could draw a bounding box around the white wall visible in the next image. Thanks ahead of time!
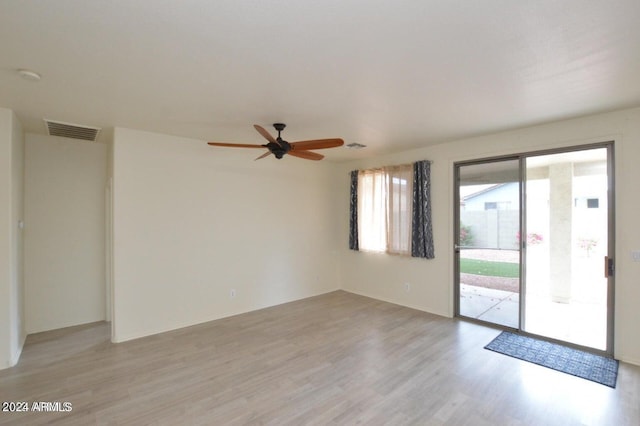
[104,128,114,325]
[337,107,640,365]
[24,134,107,333]
[10,111,25,366]
[0,108,25,369]
[112,128,340,342]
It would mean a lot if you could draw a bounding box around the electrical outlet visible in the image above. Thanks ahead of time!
[632,251,640,262]
[230,289,236,298]
[404,283,411,292]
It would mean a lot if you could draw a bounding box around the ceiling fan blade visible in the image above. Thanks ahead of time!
[254,151,272,161]
[290,138,344,151]
[288,150,324,161]
[253,125,278,144]
[208,142,266,149]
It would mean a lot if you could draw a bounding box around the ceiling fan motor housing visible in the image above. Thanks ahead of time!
[268,139,290,159]
[269,123,289,158]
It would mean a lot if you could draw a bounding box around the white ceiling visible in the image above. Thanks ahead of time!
[1,0,639,161]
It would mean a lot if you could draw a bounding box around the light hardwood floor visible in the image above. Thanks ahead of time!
[1,291,638,425]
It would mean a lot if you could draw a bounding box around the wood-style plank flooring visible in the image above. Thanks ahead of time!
[1,291,638,425]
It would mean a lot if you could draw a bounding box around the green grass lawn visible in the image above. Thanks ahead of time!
[459,258,519,278]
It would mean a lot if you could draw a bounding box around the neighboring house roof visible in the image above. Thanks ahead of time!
[462,183,508,202]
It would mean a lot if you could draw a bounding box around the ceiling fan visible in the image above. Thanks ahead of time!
[208,123,344,161]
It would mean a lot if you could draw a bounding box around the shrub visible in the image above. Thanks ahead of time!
[516,231,543,245]
[578,237,598,256]
[460,223,474,246]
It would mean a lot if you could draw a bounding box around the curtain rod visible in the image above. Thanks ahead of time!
[349,159,433,173]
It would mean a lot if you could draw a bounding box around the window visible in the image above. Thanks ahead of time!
[575,197,600,209]
[349,160,434,259]
[357,165,413,255]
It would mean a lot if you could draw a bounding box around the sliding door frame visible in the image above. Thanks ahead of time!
[454,141,615,356]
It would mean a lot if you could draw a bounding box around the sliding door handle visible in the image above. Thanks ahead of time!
[604,256,614,278]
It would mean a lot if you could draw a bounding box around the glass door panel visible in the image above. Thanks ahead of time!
[456,159,521,328]
[524,147,610,350]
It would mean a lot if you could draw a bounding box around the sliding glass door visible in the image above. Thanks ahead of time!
[455,159,521,329]
[455,143,614,354]
[523,147,612,350]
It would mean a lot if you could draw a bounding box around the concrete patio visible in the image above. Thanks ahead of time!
[459,283,607,350]
[460,283,519,328]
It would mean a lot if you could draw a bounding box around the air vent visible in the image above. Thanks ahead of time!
[346,142,367,149]
[44,119,101,142]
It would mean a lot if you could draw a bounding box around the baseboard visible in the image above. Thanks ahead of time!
[616,355,640,367]
[112,287,341,343]
[9,333,26,367]
[0,332,27,370]
[341,288,450,318]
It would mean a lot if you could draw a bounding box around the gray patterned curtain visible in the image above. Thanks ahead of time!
[349,170,359,250]
[411,161,434,258]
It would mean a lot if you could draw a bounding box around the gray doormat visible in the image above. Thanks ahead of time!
[485,331,618,388]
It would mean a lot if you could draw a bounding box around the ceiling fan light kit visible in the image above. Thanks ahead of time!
[208,123,344,161]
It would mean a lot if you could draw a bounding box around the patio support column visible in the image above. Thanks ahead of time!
[549,162,573,303]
